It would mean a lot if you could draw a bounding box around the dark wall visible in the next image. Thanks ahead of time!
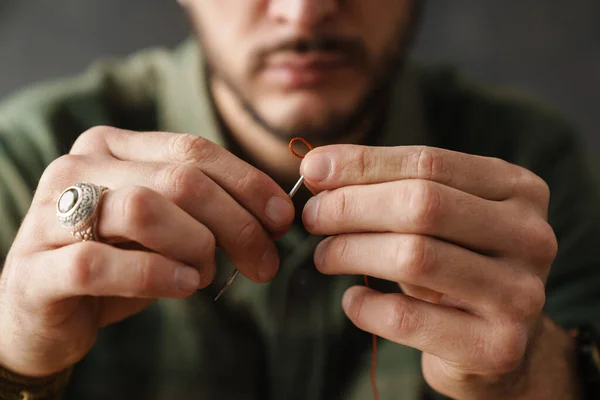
[413,1,600,152]
[0,1,598,151]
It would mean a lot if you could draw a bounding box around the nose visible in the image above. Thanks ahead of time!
[266,0,339,27]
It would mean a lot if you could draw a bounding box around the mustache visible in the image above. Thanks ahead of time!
[252,35,368,69]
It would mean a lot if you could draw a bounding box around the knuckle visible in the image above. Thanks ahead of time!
[387,296,421,337]
[529,173,551,206]
[513,166,550,203]
[121,186,157,232]
[490,156,511,172]
[536,222,558,265]
[329,189,354,223]
[330,236,352,265]
[406,181,442,230]
[43,154,81,179]
[510,276,546,321]
[231,168,265,194]
[133,256,156,294]
[415,147,447,182]
[71,125,110,153]
[538,180,551,207]
[486,157,516,197]
[161,164,205,205]
[235,219,263,250]
[400,236,436,281]
[197,227,217,264]
[522,216,558,266]
[354,147,376,179]
[169,134,214,164]
[518,167,545,190]
[198,230,217,260]
[67,242,100,289]
[38,154,84,193]
[488,326,528,374]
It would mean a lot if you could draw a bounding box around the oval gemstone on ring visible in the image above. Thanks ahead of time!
[58,188,79,213]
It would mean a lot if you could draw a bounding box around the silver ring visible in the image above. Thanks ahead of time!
[56,182,109,242]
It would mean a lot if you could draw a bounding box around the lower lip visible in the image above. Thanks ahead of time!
[261,64,350,89]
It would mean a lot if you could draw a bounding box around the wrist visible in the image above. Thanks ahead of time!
[0,364,72,400]
[488,317,582,400]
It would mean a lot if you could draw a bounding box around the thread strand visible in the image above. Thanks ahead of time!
[289,137,314,158]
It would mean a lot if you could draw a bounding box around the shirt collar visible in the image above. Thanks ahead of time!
[157,38,224,146]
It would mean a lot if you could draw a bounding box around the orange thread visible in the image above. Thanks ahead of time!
[288,137,379,400]
[289,137,314,159]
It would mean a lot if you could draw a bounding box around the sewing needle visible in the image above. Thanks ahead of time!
[213,175,306,301]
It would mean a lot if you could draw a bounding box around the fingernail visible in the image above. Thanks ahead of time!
[342,290,353,312]
[301,153,333,182]
[265,196,294,227]
[314,238,330,268]
[259,247,279,281]
[302,196,320,229]
[174,266,200,292]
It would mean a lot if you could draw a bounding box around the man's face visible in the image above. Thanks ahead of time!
[181,0,418,142]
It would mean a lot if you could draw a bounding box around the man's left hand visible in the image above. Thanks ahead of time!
[300,145,576,399]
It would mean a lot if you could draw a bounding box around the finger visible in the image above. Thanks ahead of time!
[97,297,154,327]
[34,184,217,286]
[70,127,295,234]
[341,286,492,371]
[397,283,442,304]
[303,180,553,259]
[98,186,218,285]
[315,233,541,315]
[34,159,280,283]
[300,145,549,203]
[29,242,202,303]
[125,164,280,283]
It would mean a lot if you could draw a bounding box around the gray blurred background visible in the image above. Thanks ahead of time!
[0,0,598,152]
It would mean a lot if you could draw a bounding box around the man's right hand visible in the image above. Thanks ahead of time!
[0,126,295,377]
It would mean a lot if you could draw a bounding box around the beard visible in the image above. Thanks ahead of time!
[198,6,423,145]
[240,47,398,144]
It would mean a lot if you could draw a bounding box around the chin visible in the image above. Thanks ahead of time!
[270,86,360,115]
[258,98,351,140]
[237,76,378,142]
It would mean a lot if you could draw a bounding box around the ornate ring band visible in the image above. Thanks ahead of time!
[56,182,109,242]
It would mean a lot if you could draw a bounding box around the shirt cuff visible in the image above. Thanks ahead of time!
[0,365,72,400]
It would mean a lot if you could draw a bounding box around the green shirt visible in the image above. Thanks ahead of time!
[1,39,599,400]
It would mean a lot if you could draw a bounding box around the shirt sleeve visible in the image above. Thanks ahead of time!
[0,123,60,260]
[0,43,171,261]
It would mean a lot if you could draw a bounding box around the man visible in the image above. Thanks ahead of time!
[0,1,599,399]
